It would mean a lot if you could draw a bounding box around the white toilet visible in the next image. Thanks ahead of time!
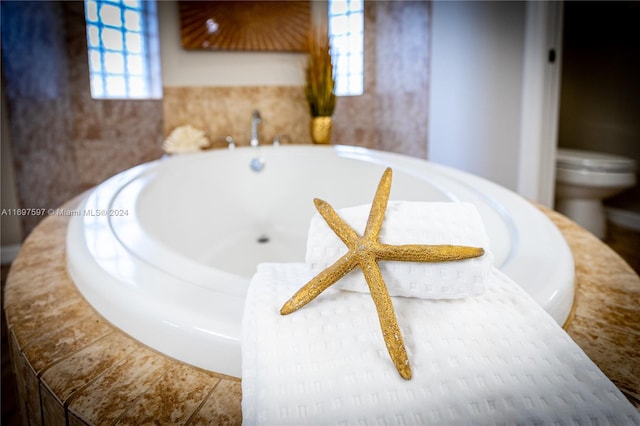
[555,148,636,239]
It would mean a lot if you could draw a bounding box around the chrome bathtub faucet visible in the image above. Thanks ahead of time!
[250,110,262,147]
[249,109,266,172]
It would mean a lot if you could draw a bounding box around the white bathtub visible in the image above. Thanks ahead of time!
[67,145,574,377]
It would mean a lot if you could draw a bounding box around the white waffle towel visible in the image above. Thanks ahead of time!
[242,263,640,425]
[306,201,493,299]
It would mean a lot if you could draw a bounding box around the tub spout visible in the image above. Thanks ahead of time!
[250,110,262,147]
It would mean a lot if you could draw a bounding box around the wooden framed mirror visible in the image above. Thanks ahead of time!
[178,1,311,52]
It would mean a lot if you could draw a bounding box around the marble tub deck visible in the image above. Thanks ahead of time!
[3,202,640,424]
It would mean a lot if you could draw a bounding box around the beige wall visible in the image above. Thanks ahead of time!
[428,1,527,192]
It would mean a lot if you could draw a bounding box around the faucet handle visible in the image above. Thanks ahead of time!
[225,135,236,150]
[273,134,291,147]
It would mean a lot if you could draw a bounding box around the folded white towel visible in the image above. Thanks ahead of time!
[242,263,640,425]
[306,201,493,299]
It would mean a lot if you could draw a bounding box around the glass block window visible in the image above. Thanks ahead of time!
[329,0,364,96]
[84,0,161,99]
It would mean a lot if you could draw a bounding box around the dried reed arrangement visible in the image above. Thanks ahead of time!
[305,25,336,117]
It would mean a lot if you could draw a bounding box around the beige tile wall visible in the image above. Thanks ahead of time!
[163,86,312,147]
[2,2,164,235]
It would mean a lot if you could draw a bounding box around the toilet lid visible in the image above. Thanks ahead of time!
[557,148,636,173]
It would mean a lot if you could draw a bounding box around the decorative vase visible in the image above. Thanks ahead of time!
[310,116,333,144]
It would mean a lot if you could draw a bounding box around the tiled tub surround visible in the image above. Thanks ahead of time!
[162,86,312,149]
[4,202,640,424]
[161,83,429,157]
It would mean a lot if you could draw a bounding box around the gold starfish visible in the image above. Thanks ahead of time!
[280,168,485,380]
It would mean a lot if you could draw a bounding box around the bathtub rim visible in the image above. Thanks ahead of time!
[66,144,575,377]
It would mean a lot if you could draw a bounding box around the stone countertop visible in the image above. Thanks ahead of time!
[3,203,640,424]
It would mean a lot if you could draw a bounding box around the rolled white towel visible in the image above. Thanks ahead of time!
[305,201,493,299]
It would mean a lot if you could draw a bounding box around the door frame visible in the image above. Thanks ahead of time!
[517,1,564,207]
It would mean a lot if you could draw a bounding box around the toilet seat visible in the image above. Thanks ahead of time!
[557,148,636,173]
[555,148,637,239]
